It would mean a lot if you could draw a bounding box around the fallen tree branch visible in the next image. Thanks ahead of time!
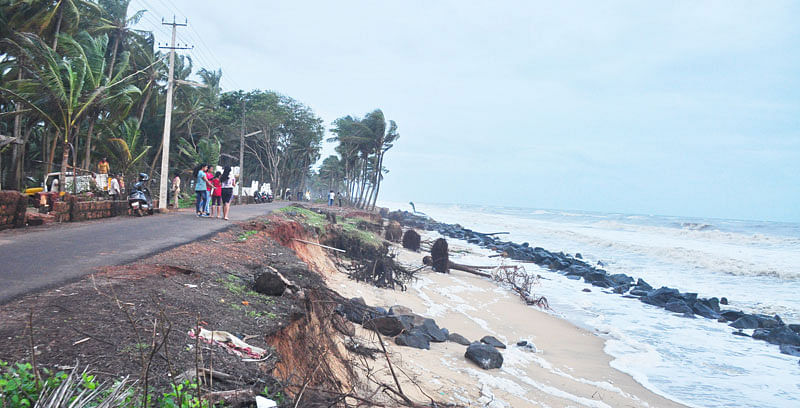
[292,238,346,253]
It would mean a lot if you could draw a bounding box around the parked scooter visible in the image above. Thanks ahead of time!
[128,173,154,216]
[253,191,273,203]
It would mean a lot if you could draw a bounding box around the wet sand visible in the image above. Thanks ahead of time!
[327,237,687,407]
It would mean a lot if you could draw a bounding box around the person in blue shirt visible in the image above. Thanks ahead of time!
[194,164,212,217]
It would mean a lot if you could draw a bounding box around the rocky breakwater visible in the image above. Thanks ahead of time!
[385,209,800,364]
[335,298,534,370]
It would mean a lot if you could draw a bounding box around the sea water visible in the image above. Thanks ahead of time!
[386,202,800,407]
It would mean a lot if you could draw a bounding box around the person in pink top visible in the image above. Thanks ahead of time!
[210,171,223,218]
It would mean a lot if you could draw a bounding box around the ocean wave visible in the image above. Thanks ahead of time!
[679,222,715,231]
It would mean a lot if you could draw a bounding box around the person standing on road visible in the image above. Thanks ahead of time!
[171,172,181,209]
[328,190,335,206]
[108,174,120,200]
[220,166,236,220]
[204,164,214,215]
[210,171,223,218]
[194,164,211,217]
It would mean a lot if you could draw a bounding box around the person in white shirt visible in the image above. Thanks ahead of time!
[328,190,335,206]
[108,174,121,200]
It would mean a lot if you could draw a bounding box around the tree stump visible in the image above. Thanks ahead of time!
[402,229,421,251]
[430,238,449,273]
[385,221,402,242]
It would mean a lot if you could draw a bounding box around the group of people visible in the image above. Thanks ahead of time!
[327,190,343,206]
[193,164,237,220]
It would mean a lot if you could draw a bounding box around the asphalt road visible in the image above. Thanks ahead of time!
[0,202,288,305]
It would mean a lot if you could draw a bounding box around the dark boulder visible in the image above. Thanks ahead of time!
[609,274,634,286]
[516,340,536,352]
[679,292,698,304]
[692,302,721,319]
[337,297,377,325]
[730,315,760,330]
[635,278,653,291]
[629,289,649,297]
[720,297,729,305]
[465,343,503,369]
[695,298,721,314]
[720,310,745,322]
[575,253,582,259]
[640,287,680,307]
[253,271,287,296]
[754,314,782,329]
[582,288,591,292]
[364,316,407,337]
[752,326,800,346]
[665,300,694,315]
[395,331,431,350]
[389,305,413,316]
[567,275,582,281]
[480,335,506,349]
[583,271,608,284]
[613,284,631,294]
[419,318,448,342]
[780,344,800,357]
[448,333,471,346]
[789,324,800,335]
[732,331,750,337]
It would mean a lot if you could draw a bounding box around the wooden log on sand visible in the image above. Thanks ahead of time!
[423,256,492,278]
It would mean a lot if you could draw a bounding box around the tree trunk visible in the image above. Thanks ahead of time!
[14,127,34,190]
[107,33,120,79]
[52,7,63,51]
[82,117,95,170]
[136,79,154,128]
[370,151,386,210]
[72,127,78,194]
[9,66,23,189]
[59,131,70,193]
[46,131,59,174]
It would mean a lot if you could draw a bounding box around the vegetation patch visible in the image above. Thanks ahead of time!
[276,206,327,233]
[237,230,258,242]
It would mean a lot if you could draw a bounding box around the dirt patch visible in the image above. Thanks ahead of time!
[0,216,338,404]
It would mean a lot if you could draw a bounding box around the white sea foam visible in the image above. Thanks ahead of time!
[385,201,800,408]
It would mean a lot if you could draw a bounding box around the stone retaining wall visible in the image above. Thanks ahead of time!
[0,191,27,230]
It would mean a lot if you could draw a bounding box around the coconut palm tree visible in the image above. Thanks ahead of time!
[0,31,141,191]
[99,116,150,177]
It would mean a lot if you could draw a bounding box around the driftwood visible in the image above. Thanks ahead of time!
[292,238,346,253]
[423,256,492,278]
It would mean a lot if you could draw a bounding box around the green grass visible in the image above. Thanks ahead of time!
[340,217,382,247]
[177,194,195,209]
[277,205,327,231]
[237,230,258,242]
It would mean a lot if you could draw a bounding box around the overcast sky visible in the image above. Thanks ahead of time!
[132,0,800,222]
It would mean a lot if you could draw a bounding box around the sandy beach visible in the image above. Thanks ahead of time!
[325,233,686,408]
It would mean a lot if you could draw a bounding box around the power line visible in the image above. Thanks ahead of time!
[132,0,244,91]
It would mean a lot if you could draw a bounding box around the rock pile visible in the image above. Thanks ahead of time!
[336,299,509,369]
[385,209,800,362]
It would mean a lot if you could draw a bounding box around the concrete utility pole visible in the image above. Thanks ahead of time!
[157,16,191,210]
[238,100,245,204]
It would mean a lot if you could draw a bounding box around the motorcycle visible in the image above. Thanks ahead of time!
[128,173,154,216]
[253,191,273,203]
